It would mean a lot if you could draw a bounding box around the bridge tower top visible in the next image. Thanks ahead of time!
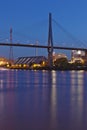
[48,13,53,67]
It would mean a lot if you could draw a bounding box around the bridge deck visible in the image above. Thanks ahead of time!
[0,43,87,51]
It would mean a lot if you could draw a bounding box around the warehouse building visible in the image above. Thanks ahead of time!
[14,56,47,68]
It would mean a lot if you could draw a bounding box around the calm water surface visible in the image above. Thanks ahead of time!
[0,69,87,130]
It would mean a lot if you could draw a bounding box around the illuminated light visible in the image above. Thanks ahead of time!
[77,50,81,55]
[23,64,27,67]
[69,60,74,64]
[7,64,10,67]
[42,61,45,65]
[41,61,46,67]
[0,61,4,65]
[71,57,85,64]
[0,60,9,66]
[19,64,22,67]
[81,59,84,64]
[32,64,41,68]
[16,64,18,67]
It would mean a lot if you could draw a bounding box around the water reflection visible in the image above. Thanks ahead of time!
[70,71,84,127]
[7,70,15,89]
[0,93,4,114]
[50,71,57,128]
[0,80,3,89]
[0,70,87,129]
[0,70,15,90]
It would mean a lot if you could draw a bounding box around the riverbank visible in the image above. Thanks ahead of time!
[6,65,87,71]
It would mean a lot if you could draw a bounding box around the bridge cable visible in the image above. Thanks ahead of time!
[52,19,87,48]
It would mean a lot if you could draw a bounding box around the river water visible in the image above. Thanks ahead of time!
[0,69,87,130]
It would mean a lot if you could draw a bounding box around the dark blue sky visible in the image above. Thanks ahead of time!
[0,0,87,59]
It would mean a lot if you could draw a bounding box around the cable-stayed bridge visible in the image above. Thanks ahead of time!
[0,13,87,67]
[0,16,86,50]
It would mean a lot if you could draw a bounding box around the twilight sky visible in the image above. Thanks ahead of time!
[0,0,87,59]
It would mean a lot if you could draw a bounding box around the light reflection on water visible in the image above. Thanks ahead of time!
[0,70,87,129]
[70,71,84,128]
[50,71,57,128]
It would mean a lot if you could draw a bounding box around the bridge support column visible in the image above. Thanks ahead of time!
[48,13,53,68]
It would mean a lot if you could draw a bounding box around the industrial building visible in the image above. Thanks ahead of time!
[14,56,47,68]
[52,53,68,62]
[71,50,87,64]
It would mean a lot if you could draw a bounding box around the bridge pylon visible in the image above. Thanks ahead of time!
[48,13,53,68]
[9,27,14,64]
